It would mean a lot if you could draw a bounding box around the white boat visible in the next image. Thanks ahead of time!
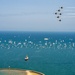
[25,55,29,61]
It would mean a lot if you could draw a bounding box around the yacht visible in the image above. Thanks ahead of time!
[25,55,29,61]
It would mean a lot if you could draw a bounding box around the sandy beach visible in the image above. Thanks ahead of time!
[26,70,39,75]
[0,69,44,75]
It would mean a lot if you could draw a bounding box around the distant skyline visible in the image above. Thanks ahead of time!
[0,0,75,32]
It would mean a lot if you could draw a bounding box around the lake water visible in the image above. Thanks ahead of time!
[0,31,75,75]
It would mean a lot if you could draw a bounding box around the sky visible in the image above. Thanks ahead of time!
[0,0,75,32]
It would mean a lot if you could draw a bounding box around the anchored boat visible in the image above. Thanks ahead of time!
[25,55,29,61]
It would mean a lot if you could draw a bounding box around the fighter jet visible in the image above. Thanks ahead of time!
[59,13,62,15]
[57,16,60,18]
[61,7,63,9]
[58,9,60,12]
[59,19,61,22]
[55,6,63,22]
[55,12,57,15]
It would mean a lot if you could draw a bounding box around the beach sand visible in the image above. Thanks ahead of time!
[0,69,44,75]
[26,70,42,75]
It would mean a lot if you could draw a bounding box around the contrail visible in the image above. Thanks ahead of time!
[66,7,75,9]
[66,13,75,15]
[63,7,75,17]
[62,15,75,18]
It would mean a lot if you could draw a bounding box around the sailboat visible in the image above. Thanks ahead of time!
[25,55,29,61]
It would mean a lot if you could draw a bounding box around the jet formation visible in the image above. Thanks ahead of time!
[55,7,63,22]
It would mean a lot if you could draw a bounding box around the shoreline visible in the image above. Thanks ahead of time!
[0,69,45,75]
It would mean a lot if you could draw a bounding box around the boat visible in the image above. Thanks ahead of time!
[25,55,29,61]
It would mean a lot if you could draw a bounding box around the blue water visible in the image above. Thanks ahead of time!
[0,31,75,75]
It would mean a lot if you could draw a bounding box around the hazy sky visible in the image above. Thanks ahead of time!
[0,0,75,32]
